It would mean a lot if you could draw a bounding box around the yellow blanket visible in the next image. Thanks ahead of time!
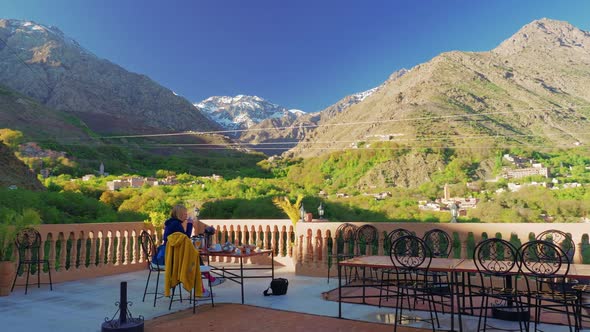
[164,233,203,297]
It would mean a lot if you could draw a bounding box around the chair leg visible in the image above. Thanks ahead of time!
[394,286,402,332]
[193,280,197,314]
[47,261,53,291]
[208,275,214,307]
[37,261,42,289]
[142,269,152,302]
[169,285,176,310]
[378,270,385,307]
[11,261,22,292]
[154,270,161,307]
[24,263,31,295]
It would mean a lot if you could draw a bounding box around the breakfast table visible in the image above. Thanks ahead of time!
[200,248,275,304]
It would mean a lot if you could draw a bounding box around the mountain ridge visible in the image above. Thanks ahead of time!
[288,18,590,159]
[0,18,220,135]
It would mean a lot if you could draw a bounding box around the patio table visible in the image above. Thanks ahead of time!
[338,256,465,331]
[201,249,274,304]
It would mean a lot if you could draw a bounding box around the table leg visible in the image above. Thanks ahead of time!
[338,263,342,318]
[240,256,244,304]
[362,266,367,304]
[271,250,274,279]
[452,271,463,332]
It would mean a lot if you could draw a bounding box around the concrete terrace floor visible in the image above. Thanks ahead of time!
[0,266,581,332]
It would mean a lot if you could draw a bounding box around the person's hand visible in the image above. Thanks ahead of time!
[187,216,194,224]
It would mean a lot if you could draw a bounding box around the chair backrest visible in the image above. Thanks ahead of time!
[355,224,378,255]
[473,238,518,276]
[387,228,412,243]
[15,228,42,260]
[519,240,570,278]
[390,235,431,271]
[336,223,358,242]
[535,230,575,262]
[423,229,451,258]
[139,231,156,263]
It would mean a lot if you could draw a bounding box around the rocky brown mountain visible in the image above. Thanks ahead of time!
[0,19,220,135]
[0,83,95,144]
[289,18,590,158]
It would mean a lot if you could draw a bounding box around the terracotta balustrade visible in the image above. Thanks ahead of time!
[11,222,153,285]
[8,220,590,286]
[293,221,590,276]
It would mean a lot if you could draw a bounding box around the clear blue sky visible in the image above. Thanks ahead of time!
[1,0,589,112]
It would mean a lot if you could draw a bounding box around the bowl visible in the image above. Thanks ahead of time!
[223,247,235,253]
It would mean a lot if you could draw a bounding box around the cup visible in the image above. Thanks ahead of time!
[245,247,251,255]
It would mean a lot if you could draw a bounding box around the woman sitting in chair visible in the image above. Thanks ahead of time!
[160,204,225,295]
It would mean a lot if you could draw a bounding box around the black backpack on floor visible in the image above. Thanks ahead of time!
[263,278,288,296]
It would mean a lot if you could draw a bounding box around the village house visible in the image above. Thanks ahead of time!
[419,183,479,214]
[82,174,95,181]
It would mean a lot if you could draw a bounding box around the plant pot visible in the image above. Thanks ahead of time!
[0,261,16,296]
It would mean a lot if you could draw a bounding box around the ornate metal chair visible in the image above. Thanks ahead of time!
[519,240,578,332]
[11,227,53,294]
[422,229,453,312]
[139,230,165,307]
[536,230,581,292]
[379,228,413,307]
[139,230,214,311]
[472,238,527,332]
[327,223,358,283]
[389,235,439,332]
[347,224,380,282]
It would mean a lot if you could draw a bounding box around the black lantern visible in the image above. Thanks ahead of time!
[318,203,325,219]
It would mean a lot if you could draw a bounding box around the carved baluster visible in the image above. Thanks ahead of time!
[107,232,115,266]
[271,226,279,256]
[322,231,330,268]
[47,233,56,274]
[38,232,47,278]
[310,229,313,266]
[70,233,79,269]
[241,225,247,246]
[88,233,96,268]
[297,233,304,265]
[314,230,322,265]
[58,234,67,271]
[98,232,105,267]
[250,225,256,245]
[119,231,126,265]
[257,226,263,249]
[278,226,285,257]
[78,232,87,269]
[132,231,140,264]
[124,231,131,265]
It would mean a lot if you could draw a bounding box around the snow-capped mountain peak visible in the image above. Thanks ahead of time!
[194,95,306,133]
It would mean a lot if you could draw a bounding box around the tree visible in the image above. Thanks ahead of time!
[0,128,24,150]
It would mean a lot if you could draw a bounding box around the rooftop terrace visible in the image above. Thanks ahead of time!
[1,220,589,331]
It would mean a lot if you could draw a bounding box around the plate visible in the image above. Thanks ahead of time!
[207,248,222,253]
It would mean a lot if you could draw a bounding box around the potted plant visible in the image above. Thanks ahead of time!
[0,208,41,296]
